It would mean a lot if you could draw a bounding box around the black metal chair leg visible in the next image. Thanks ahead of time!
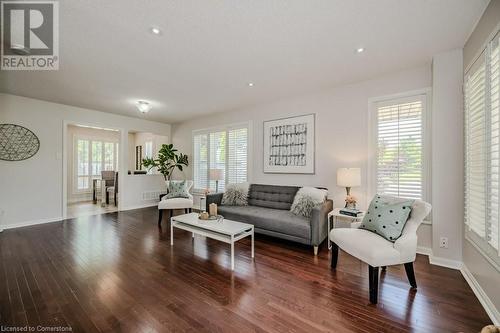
[331,243,339,269]
[158,209,163,227]
[369,266,379,304]
[404,262,417,288]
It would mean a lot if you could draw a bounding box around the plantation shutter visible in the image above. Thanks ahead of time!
[465,54,487,238]
[227,127,248,184]
[375,95,425,200]
[465,30,500,268]
[193,133,208,190]
[490,33,500,251]
[209,131,226,192]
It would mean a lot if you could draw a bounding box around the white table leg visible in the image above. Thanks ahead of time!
[170,220,174,246]
[231,235,235,270]
[251,228,255,258]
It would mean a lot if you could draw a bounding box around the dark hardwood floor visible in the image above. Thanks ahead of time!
[0,207,491,332]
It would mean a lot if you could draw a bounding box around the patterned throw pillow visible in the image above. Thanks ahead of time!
[290,187,328,218]
[165,180,190,199]
[222,182,249,206]
[359,195,414,242]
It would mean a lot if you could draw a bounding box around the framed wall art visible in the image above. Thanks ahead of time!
[263,114,315,174]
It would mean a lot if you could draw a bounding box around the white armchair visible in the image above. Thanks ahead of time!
[330,196,431,304]
[158,180,194,227]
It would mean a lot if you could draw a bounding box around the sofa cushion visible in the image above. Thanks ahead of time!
[218,205,310,239]
[247,184,299,210]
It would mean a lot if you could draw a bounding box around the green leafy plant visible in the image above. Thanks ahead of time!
[142,144,189,181]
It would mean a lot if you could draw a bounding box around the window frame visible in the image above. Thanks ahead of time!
[72,134,119,194]
[192,121,252,192]
[464,28,500,271]
[368,88,432,223]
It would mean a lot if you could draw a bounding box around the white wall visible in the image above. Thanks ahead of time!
[0,94,171,228]
[431,49,464,264]
[172,65,433,248]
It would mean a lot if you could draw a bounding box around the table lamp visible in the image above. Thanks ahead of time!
[209,169,224,192]
[337,168,361,208]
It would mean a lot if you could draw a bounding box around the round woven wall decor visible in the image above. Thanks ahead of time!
[0,124,40,161]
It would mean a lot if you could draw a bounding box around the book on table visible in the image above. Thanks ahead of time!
[339,208,362,217]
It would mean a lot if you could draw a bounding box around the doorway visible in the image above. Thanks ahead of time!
[63,123,122,219]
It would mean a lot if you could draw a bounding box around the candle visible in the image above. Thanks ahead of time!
[209,203,217,217]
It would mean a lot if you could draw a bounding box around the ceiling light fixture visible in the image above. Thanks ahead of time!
[248,82,254,87]
[356,47,365,53]
[136,100,152,113]
[150,27,161,35]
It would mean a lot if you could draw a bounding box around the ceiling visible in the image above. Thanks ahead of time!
[0,0,489,123]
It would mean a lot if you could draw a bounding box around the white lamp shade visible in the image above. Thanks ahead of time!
[209,169,224,180]
[337,168,361,187]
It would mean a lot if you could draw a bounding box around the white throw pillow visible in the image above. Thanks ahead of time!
[221,182,249,206]
[291,187,328,218]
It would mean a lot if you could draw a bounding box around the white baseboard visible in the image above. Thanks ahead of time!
[121,202,159,211]
[461,264,500,325]
[416,246,432,256]
[429,255,463,270]
[1,216,63,230]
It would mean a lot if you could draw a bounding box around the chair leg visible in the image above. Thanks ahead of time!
[369,266,379,304]
[106,192,109,204]
[158,210,163,227]
[331,243,338,269]
[404,262,417,288]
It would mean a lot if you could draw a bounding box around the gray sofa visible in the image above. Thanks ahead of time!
[206,184,333,255]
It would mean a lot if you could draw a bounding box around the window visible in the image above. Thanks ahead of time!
[465,31,500,269]
[75,137,119,191]
[371,93,429,202]
[193,123,249,191]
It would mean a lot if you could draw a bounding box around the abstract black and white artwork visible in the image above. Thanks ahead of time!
[0,124,40,161]
[263,114,315,174]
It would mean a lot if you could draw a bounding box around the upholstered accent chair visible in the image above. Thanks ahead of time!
[158,180,194,226]
[330,196,431,304]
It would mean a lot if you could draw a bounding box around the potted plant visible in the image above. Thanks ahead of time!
[142,144,189,181]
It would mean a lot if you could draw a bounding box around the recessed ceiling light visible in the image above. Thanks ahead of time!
[248,82,254,87]
[150,27,161,35]
[356,47,365,53]
[136,100,152,113]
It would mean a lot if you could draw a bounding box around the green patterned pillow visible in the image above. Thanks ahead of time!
[165,180,190,199]
[359,195,414,242]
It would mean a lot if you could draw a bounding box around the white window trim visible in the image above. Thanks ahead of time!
[72,134,119,195]
[464,28,500,270]
[192,121,253,192]
[367,88,432,224]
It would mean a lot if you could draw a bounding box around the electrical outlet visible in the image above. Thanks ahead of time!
[439,237,449,249]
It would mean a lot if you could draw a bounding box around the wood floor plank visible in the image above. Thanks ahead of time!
[0,207,492,332]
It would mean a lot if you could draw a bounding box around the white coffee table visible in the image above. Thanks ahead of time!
[170,213,254,270]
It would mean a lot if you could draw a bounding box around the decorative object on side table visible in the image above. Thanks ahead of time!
[263,114,315,174]
[209,169,224,192]
[337,168,361,208]
[142,143,189,181]
[0,124,40,161]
